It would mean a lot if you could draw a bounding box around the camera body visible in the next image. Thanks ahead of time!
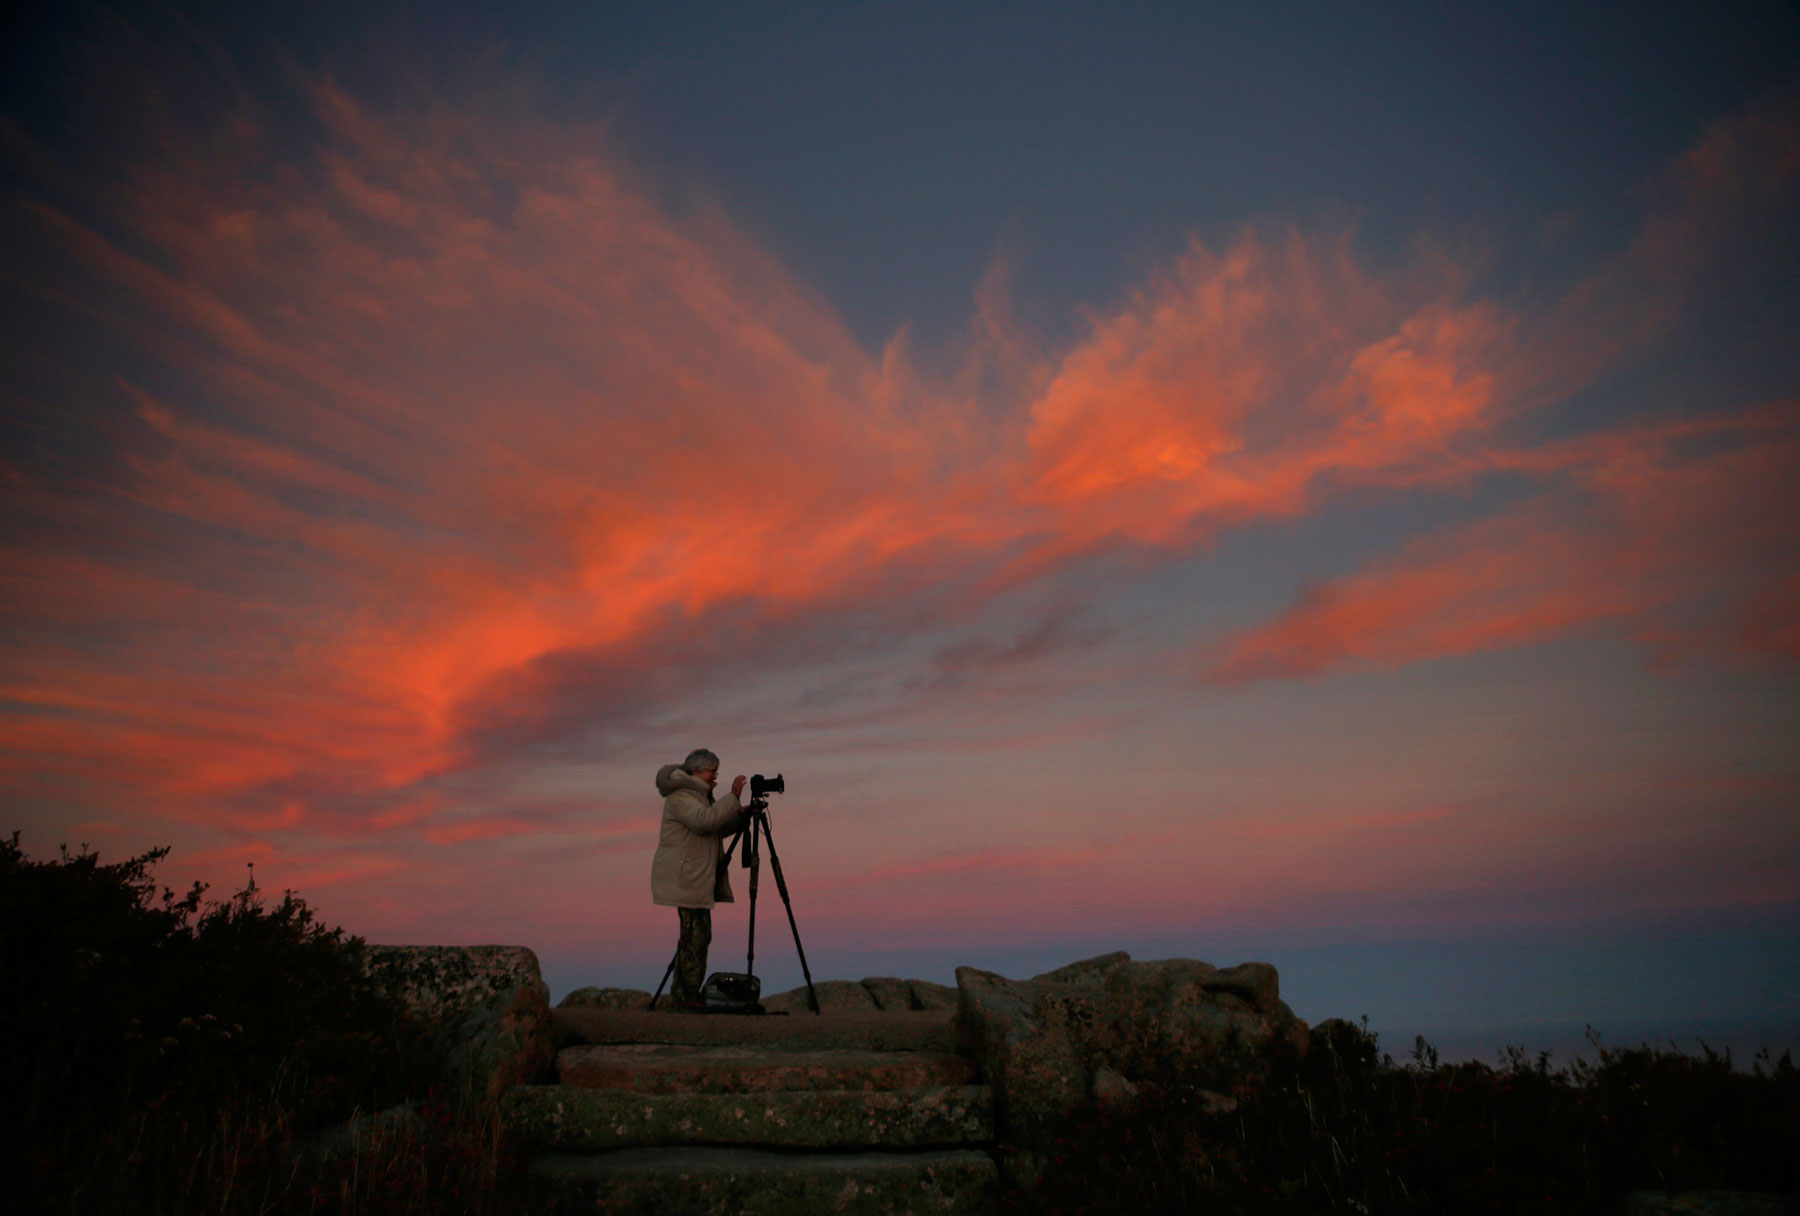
[743,773,784,827]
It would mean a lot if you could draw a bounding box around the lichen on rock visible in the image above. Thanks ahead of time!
[559,986,654,1011]
[363,944,554,1103]
[955,951,1307,1191]
[759,976,959,1013]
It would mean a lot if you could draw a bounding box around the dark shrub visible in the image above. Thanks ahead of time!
[1014,1015,1800,1215]
[0,832,510,1215]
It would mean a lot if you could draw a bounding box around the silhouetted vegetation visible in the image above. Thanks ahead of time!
[8,832,1794,1214]
[1,833,523,1215]
[1019,1015,1800,1215]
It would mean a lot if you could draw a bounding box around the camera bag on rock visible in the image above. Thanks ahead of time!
[700,970,763,1013]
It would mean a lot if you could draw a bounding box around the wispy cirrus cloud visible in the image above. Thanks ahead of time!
[1202,407,1800,682]
[1188,87,1800,685]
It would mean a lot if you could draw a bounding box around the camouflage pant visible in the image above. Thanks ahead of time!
[673,907,712,1003]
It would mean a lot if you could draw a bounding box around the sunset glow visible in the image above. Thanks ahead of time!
[4,2,1797,1051]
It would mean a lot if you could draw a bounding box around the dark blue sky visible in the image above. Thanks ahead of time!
[9,0,1797,349]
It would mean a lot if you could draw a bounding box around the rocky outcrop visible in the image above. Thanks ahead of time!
[861,976,914,1011]
[558,986,654,1011]
[761,976,958,1013]
[363,944,554,1102]
[763,978,875,1012]
[955,951,1307,1190]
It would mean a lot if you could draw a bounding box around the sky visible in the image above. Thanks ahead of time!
[3,1,1798,1059]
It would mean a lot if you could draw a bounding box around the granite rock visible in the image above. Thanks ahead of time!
[558,986,654,1011]
[763,979,876,1013]
[956,951,1306,1190]
[759,976,957,1013]
[908,979,958,1011]
[861,976,914,1011]
[363,944,554,1102]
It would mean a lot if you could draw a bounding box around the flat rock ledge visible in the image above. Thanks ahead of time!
[553,1006,957,1053]
[557,986,655,1011]
[556,1044,977,1094]
[504,1083,994,1152]
[762,977,959,1013]
[528,1146,997,1215]
[559,976,957,1014]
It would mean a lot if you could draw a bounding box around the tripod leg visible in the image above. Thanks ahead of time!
[720,821,747,868]
[648,947,678,1011]
[745,815,761,979]
[756,818,820,1015]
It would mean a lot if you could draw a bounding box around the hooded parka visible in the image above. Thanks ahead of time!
[650,763,743,909]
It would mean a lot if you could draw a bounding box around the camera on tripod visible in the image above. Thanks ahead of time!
[748,772,783,810]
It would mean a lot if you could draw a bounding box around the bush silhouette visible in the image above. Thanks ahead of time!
[1012,1015,1800,1215]
[0,832,474,1215]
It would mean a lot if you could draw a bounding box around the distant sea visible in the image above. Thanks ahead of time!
[1389,1015,1800,1071]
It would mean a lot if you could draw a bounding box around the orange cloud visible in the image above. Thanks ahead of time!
[1020,232,1511,556]
[1204,409,1800,681]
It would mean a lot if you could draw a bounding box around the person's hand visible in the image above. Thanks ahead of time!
[731,774,748,799]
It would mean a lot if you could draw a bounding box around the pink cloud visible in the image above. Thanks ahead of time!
[1019,233,1513,557]
[1203,408,1800,682]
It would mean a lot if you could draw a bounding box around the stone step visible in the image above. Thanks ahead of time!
[554,1006,957,1052]
[504,1083,994,1152]
[528,1146,997,1215]
[556,1043,979,1093]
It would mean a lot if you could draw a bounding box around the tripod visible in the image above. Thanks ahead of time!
[650,784,820,1014]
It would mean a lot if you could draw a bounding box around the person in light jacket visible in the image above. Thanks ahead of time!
[650,748,746,1007]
